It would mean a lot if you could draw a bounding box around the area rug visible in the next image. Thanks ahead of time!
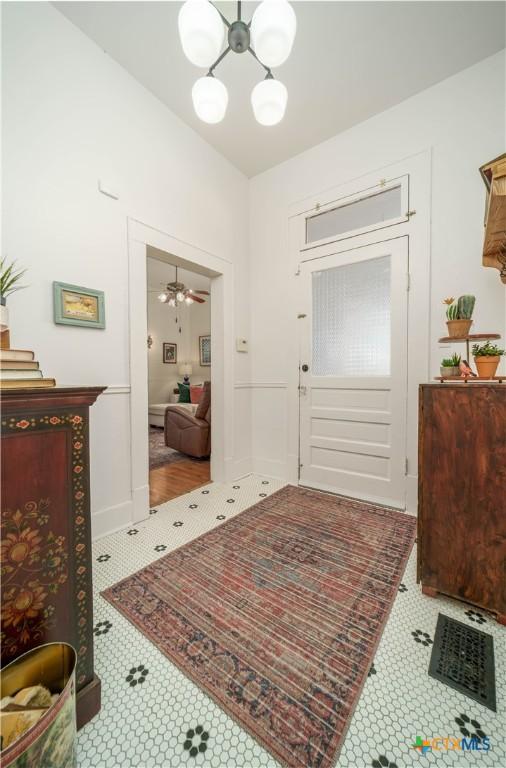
[149,427,188,470]
[102,485,416,768]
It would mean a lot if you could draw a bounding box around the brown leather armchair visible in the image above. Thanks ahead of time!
[164,381,211,458]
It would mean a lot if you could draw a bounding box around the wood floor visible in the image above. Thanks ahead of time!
[149,459,211,507]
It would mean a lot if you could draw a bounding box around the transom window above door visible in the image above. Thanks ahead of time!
[301,175,409,250]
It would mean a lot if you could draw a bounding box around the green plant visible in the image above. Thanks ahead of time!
[443,295,476,320]
[457,295,475,320]
[0,257,27,303]
[441,353,461,367]
[472,340,504,357]
[450,352,461,366]
[446,302,458,320]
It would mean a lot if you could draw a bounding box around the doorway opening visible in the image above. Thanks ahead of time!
[146,253,212,506]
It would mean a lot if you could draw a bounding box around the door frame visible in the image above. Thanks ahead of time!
[127,217,235,523]
[298,237,409,509]
[287,150,431,513]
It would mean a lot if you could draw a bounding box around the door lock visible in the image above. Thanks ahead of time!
[301,364,309,372]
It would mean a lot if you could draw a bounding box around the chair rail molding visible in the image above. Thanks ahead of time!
[235,381,288,389]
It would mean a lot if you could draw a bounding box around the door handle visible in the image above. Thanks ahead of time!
[301,364,309,372]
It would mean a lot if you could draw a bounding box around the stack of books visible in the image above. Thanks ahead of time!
[0,349,56,389]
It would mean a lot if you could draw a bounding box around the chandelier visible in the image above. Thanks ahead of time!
[178,0,296,125]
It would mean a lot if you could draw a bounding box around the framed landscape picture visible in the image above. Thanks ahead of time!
[163,342,177,364]
[53,282,105,328]
[199,335,211,366]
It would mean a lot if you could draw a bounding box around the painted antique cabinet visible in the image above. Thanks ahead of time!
[1,386,105,728]
[417,383,506,624]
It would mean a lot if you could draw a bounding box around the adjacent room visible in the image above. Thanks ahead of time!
[146,253,212,506]
[1,2,505,768]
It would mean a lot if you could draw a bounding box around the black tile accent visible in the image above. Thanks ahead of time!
[96,554,111,563]
[127,529,139,536]
[189,504,198,509]
[411,629,433,646]
[371,755,398,768]
[455,714,488,742]
[465,609,487,625]
[398,583,408,593]
[183,726,209,757]
[259,493,267,497]
[216,515,226,520]
[232,485,240,489]
[154,545,167,552]
[149,509,158,515]
[429,613,496,711]
[226,499,235,503]
[125,665,149,686]
[94,620,112,636]
[173,521,183,527]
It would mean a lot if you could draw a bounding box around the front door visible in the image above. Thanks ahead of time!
[298,237,408,508]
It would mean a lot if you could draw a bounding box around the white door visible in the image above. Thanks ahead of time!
[298,237,408,508]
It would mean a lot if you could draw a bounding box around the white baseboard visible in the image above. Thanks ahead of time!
[226,456,253,481]
[92,498,133,541]
[132,483,150,522]
[252,456,289,480]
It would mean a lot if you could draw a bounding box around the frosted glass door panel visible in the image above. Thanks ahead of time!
[306,185,401,244]
[312,255,391,376]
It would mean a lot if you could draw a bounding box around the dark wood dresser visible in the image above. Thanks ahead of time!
[1,386,105,727]
[418,383,506,624]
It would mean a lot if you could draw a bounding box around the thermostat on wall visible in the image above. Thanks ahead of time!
[236,338,248,353]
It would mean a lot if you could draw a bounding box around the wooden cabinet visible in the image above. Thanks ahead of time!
[1,386,105,728]
[417,383,506,624]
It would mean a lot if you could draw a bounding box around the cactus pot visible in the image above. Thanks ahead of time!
[474,356,500,379]
[440,366,460,378]
[446,319,472,338]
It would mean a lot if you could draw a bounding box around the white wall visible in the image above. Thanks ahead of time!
[249,51,506,486]
[146,259,211,404]
[2,2,251,538]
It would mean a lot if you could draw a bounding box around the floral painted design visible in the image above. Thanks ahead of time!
[1,408,92,686]
[1,500,68,650]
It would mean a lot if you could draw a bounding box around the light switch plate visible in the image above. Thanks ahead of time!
[236,338,248,353]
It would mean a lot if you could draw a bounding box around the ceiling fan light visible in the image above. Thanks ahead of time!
[251,0,296,68]
[178,0,225,68]
[185,296,194,305]
[168,297,176,307]
[176,291,185,302]
[158,292,168,303]
[251,78,287,126]
[192,75,228,123]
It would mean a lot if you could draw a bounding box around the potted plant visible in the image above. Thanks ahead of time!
[472,340,504,379]
[443,295,475,338]
[0,257,27,349]
[440,353,461,378]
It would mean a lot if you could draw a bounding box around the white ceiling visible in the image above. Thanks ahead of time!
[147,254,211,293]
[54,1,505,177]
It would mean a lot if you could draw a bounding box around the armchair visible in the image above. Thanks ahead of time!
[164,381,211,458]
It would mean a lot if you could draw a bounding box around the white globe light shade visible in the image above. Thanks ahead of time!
[192,76,228,123]
[251,78,287,126]
[251,0,296,68]
[178,0,225,68]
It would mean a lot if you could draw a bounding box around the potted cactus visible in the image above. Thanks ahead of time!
[440,353,461,378]
[472,340,504,379]
[443,295,475,338]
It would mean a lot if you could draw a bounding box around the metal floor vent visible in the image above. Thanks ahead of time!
[428,613,496,711]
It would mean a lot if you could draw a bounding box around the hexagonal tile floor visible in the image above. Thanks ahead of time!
[79,475,505,767]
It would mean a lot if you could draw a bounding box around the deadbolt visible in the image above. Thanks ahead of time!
[301,364,309,372]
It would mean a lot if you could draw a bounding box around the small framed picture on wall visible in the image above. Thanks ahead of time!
[53,281,105,329]
[199,335,211,366]
[163,342,177,364]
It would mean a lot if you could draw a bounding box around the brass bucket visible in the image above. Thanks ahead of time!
[1,643,77,768]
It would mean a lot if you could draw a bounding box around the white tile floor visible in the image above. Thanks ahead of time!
[79,475,505,768]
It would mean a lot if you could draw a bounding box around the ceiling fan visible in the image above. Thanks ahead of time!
[156,267,209,307]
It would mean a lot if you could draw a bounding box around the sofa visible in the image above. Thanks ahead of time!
[164,381,211,458]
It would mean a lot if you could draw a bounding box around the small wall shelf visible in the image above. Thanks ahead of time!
[438,332,501,360]
[480,154,506,284]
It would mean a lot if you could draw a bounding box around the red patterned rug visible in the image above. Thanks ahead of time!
[102,485,416,768]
